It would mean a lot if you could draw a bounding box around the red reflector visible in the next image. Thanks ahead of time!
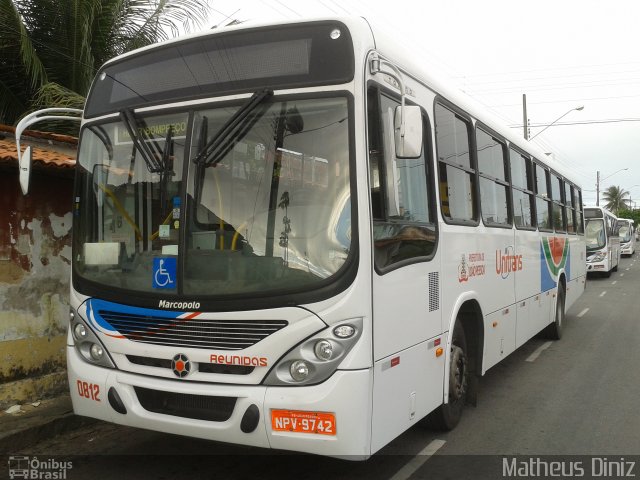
[390,357,400,367]
[434,338,441,347]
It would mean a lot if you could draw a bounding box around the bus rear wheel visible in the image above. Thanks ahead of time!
[425,322,468,431]
[544,284,565,340]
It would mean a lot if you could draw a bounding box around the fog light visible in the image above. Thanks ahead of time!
[90,343,104,360]
[314,340,333,361]
[333,324,355,339]
[73,323,87,341]
[290,360,310,382]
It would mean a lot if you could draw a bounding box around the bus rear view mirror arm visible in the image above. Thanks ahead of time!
[15,108,82,195]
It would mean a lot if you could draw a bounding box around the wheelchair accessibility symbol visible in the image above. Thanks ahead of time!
[153,257,177,289]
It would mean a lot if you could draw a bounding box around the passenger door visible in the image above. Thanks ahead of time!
[367,85,443,452]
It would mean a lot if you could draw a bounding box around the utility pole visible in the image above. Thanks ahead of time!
[522,94,529,140]
[596,170,600,206]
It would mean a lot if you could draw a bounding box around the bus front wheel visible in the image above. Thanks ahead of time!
[425,322,468,431]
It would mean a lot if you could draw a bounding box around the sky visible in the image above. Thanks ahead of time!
[202,0,640,206]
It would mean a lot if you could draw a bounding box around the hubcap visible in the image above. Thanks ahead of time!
[449,345,467,402]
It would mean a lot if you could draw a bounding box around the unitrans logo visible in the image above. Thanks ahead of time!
[158,300,200,309]
[496,246,523,279]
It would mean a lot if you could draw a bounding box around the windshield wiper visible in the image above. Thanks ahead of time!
[193,88,273,167]
[120,109,167,173]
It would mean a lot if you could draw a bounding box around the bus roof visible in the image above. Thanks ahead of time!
[96,15,578,186]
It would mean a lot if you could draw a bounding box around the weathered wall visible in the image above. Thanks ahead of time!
[0,170,73,407]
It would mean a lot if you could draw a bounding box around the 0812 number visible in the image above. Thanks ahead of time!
[77,380,100,401]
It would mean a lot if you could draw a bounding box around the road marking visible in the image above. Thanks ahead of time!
[620,273,625,277]
[390,439,446,480]
[577,308,589,318]
[599,291,607,297]
[526,342,553,362]
[612,281,617,285]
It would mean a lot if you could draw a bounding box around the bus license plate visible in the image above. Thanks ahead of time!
[271,410,336,436]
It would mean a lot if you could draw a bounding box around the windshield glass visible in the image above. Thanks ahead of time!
[74,113,187,292]
[619,224,631,242]
[185,96,351,296]
[585,218,606,251]
[73,95,353,300]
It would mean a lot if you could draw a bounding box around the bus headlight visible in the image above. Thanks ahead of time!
[73,323,88,341]
[263,318,362,386]
[70,309,115,369]
[90,343,105,361]
[314,340,334,361]
[290,360,311,381]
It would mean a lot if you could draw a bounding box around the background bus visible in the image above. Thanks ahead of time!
[618,218,635,256]
[585,206,621,276]
[16,16,586,459]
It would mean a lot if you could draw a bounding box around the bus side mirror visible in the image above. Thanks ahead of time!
[19,145,32,195]
[394,105,423,159]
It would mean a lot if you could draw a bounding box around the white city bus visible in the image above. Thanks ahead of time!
[585,206,621,276]
[16,17,586,459]
[617,218,635,256]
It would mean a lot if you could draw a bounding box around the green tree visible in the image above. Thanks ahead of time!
[617,207,640,226]
[0,0,210,125]
[602,185,629,216]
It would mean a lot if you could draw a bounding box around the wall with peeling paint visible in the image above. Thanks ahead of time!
[0,170,73,406]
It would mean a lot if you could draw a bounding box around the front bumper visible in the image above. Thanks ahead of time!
[68,346,373,458]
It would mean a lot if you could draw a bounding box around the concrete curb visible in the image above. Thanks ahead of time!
[0,396,97,453]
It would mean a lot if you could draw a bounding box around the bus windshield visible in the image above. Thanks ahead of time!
[73,95,353,300]
[619,224,632,242]
[585,218,606,251]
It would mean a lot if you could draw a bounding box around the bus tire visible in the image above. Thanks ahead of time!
[544,284,565,340]
[425,321,468,431]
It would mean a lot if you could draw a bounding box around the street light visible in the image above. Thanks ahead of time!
[596,168,629,206]
[627,184,640,210]
[529,106,584,140]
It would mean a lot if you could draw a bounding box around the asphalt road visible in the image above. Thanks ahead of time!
[13,253,640,479]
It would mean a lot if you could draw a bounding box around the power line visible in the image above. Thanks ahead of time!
[274,0,302,18]
[316,0,340,14]
[490,93,640,108]
[452,68,640,88]
[450,60,640,79]
[472,78,640,95]
[509,118,640,128]
[325,0,353,15]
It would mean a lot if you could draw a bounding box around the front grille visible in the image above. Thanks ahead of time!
[127,355,172,369]
[198,363,254,375]
[134,386,236,421]
[126,355,254,375]
[98,310,288,350]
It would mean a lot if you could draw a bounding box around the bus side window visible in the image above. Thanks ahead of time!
[434,103,476,224]
[509,149,535,229]
[566,184,576,234]
[535,163,552,231]
[367,87,436,271]
[476,127,510,227]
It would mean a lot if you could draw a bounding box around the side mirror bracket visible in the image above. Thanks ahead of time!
[15,108,82,195]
